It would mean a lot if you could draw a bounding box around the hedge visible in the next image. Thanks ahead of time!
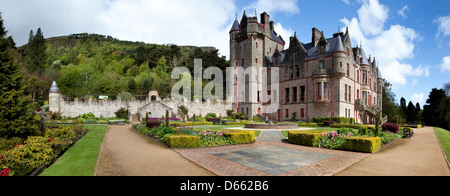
[172,122,213,127]
[297,123,318,127]
[345,136,381,153]
[224,130,255,144]
[165,135,200,148]
[288,131,323,147]
[225,121,265,125]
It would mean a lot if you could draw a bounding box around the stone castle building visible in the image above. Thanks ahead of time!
[229,12,384,124]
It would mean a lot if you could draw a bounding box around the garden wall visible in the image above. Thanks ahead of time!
[50,91,232,119]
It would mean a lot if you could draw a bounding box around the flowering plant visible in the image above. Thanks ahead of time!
[316,131,354,150]
[193,130,235,147]
[0,168,10,176]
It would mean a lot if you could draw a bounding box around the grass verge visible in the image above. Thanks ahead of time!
[433,127,450,163]
[39,125,107,176]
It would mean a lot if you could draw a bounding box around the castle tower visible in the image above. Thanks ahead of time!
[229,11,285,119]
[49,80,61,113]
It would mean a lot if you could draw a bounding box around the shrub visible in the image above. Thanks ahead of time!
[0,136,55,176]
[80,113,96,120]
[205,113,217,118]
[115,108,128,119]
[288,131,323,147]
[0,137,24,152]
[330,124,363,129]
[312,117,331,123]
[297,123,318,127]
[172,122,213,127]
[153,126,175,142]
[146,120,161,129]
[333,117,354,124]
[323,120,335,127]
[206,118,221,125]
[382,123,400,133]
[165,135,200,148]
[345,136,381,153]
[223,130,255,144]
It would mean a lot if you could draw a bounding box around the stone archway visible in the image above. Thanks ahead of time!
[148,91,161,102]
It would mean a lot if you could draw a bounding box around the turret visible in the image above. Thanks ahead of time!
[49,80,61,114]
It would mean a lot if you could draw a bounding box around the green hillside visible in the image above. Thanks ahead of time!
[19,32,228,106]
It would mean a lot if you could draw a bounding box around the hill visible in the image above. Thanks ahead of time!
[19,33,229,106]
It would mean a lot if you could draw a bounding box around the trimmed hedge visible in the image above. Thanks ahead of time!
[224,130,255,144]
[165,135,200,148]
[172,122,213,127]
[288,131,323,147]
[345,136,381,153]
[297,123,318,127]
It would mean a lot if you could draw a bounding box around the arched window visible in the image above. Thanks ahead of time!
[256,42,258,48]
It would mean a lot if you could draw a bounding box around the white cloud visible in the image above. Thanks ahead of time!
[340,0,427,88]
[434,15,450,47]
[342,0,351,5]
[97,0,236,57]
[397,5,409,19]
[273,22,294,47]
[411,93,424,105]
[244,0,300,16]
[440,56,450,72]
[0,0,237,58]
[357,0,388,36]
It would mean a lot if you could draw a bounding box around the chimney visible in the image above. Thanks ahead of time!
[270,21,274,31]
[312,27,322,47]
[260,12,270,25]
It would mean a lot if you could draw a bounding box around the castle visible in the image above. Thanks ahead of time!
[228,12,384,124]
[49,11,384,124]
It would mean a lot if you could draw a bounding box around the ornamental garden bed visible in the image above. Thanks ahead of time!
[0,124,89,176]
[287,127,403,153]
[135,123,256,148]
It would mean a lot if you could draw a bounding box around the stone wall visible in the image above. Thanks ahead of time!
[50,91,233,121]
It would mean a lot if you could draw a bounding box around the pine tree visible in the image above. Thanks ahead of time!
[0,13,38,138]
[25,28,47,74]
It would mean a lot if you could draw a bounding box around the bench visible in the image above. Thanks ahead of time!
[402,127,414,138]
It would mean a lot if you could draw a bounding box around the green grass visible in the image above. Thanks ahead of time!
[433,127,450,162]
[39,125,107,176]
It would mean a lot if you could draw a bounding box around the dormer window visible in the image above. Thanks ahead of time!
[320,45,325,54]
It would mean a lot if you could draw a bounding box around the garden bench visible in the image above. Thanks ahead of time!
[402,127,414,138]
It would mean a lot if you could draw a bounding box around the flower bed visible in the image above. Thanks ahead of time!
[288,127,402,153]
[0,125,88,176]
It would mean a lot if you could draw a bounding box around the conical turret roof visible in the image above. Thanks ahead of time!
[49,81,60,93]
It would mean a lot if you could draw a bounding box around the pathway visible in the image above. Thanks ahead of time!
[95,125,215,176]
[335,126,450,176]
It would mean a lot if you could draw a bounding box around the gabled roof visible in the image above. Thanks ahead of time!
[302,34,346,60]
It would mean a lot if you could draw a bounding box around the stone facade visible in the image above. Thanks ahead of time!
[229,12,384,124]
[49,83,232,120]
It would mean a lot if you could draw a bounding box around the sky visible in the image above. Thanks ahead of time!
[0,0,449,107]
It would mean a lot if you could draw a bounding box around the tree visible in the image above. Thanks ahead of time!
[382,79,403,123]
[128,77,137,94]
[406,101,416,123]
[25,28,47,74]
[0,13,38,138]
[423,88,449,130]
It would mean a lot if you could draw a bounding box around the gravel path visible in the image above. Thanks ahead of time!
[95,125,215,176]
[335,126,450,176]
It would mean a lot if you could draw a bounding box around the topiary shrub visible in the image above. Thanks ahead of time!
[223,130,255,144]
[165,135,200,148]
[345,136,381,153]
[288,131,323,147]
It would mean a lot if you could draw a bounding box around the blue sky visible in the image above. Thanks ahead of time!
[0,0,449,107]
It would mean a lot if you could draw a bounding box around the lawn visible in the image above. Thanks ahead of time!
[433,127,450,162]
[39,125,107,176]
